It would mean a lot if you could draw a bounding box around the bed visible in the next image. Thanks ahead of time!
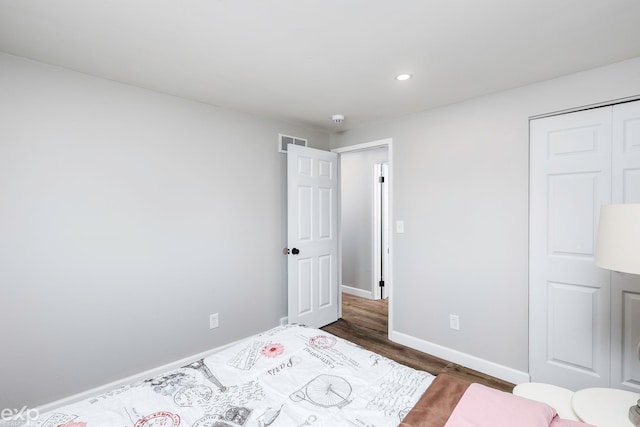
[29,325,595,427]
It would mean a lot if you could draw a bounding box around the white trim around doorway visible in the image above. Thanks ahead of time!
[332,138,394,337]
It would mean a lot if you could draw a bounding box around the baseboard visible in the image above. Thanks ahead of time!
[341,285,373,300]
[389,329,530,385]
[36,336,247,413]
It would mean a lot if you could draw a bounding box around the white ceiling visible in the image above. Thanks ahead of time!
[1,0,640,132]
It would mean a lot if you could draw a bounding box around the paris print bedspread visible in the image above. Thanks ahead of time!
[32,324,435,427]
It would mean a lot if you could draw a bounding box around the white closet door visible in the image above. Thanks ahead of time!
[530,107,612,389]
[611,100,640,392]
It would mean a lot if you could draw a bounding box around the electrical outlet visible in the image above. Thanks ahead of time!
[209,313,219,329]
[449,314,460,331]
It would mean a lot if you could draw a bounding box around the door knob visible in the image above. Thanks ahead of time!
[291,248,300,255]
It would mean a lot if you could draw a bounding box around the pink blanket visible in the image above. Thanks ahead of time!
[444,383,595,427]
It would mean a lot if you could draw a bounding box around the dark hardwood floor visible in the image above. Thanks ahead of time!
[322,293,514,393]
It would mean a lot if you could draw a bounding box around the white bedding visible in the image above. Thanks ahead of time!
[31,325,435,427]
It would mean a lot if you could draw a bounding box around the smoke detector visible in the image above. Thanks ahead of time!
[332,114,345,124]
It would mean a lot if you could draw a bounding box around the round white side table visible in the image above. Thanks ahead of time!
[512,382,580,421]
[572,387,640,427]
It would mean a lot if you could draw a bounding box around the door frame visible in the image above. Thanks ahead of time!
[373,162,390,300]
[332,138,394,333]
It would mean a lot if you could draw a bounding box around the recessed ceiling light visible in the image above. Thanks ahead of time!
[395,73,412,81]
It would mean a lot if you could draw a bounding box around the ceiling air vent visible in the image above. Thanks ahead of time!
[278,134,308,153]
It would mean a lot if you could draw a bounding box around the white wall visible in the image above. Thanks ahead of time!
[0,53,330,408]
[340,147,388,298]
[331,58,640,383]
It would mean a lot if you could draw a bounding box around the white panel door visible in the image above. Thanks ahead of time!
[611,100,640,391]
[287,145,339,328]
[530,107,612,389]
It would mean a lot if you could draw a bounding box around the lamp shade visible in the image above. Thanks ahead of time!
[595,204,640,274]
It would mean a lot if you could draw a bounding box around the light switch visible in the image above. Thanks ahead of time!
[396,220,405,233]
[209,313,219,329]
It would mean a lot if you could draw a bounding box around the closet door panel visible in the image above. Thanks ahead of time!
[613,100,640,204]
[530,107,612,389]
[611,100,640,392]
[547,172,600,256]
[612,280,640,391]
